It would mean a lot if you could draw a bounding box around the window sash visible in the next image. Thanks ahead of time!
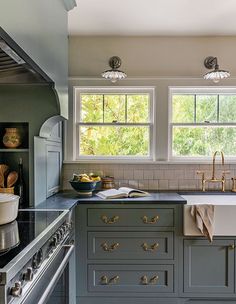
[169,87,236,160]
[75,87,155,160]
[77,124,153,159]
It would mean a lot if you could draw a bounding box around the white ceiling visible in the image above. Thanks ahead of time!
[68,0,236,36]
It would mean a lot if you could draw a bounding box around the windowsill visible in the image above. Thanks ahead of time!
[63,159,236,165]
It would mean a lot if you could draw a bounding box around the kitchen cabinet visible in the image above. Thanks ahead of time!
[76,201,236,303]
[76,203,179,303]
[183,239,235,294]
[34,136,62,205]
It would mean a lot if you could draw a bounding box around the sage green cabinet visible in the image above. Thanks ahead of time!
[183,239,235,294]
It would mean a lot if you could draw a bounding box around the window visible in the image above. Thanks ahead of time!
[75,87,154,159]
[170,88,236,159]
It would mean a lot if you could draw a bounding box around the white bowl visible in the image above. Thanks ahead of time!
[0,194,20,225]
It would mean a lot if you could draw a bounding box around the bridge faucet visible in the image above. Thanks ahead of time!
[197,151,230,192]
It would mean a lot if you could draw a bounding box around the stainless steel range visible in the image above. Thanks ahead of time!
[0,209,75,304]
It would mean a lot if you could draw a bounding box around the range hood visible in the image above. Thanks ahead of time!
[0,27,54,84]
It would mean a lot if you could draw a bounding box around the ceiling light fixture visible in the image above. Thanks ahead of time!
[101,56,127,83]
[203,56,230,83]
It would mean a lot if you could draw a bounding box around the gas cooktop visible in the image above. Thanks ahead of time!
[0,210,63,269]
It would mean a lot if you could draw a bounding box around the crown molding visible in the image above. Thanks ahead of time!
[63,0,77,11]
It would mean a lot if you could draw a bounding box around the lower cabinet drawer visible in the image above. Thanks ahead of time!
[87,208,174,227]
[88,232,173,260]
[88,264,174,293]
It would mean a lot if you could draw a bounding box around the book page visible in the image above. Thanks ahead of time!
[96,189,127,199]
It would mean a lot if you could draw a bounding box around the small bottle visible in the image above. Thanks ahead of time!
[17,158,26,208]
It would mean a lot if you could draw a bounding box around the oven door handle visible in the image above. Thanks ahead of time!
[37,244,74,304]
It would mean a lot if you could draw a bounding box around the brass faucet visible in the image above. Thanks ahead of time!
[197,151,230,192]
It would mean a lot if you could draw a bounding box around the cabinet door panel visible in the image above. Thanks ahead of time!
[184,239,234,294]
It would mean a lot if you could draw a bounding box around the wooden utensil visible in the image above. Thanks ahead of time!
[0,164,9,187]
[7,171,18,188]
[0,174,4,188]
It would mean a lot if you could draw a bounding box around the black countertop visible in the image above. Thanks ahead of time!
[35,191,187,210]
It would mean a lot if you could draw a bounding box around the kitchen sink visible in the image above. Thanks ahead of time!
[182,195,236,236]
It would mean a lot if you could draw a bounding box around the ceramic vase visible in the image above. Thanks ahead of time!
[3,128,21,148]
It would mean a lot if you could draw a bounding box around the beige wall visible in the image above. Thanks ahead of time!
[69,36,236,77]
[64,36,236,191]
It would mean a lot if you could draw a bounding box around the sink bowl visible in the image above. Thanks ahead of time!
[182,195,236,236]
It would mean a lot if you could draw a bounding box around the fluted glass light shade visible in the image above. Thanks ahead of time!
[203,56,230,83]
[101,56,127,83]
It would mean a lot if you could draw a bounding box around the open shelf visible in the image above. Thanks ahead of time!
[0,149,29,152]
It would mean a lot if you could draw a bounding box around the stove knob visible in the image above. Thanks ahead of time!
[23,267,34,281]
[10,281,22,298]
[62,225,67,233]
[32,249,43,269]
[56,231,62,242]
[59,228,65,238]
[51,236,58,248]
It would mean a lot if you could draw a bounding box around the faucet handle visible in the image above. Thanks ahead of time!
[222,170,230,179]
[196,171,205,178]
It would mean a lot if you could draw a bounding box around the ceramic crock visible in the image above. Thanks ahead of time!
[3,128,21,148]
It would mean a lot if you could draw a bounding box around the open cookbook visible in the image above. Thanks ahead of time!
[96,187,150,199]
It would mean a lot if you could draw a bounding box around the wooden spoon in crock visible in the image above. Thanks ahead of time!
[7,171,18,188]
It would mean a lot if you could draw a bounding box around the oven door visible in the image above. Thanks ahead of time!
[21,244,75,304]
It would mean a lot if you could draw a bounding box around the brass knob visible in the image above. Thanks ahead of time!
[100,275,108,285]
[229,244,235,250]
[101,215,119,224]
[142,215,159,224]
[100,275,120,285]
[141,275,148,285]
[110,275,120,284]
[141,275,159,285]
[101,242,120,252]
[149,275,159,284]
[141,242,159,252]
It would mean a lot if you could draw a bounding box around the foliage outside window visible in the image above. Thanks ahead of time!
[170,89,236,158]
[75,88,154,159]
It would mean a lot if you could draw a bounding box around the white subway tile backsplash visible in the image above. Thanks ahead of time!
[143,170,154,180]
[62,163,234,191]
[123,170,134,180]
[133,170,144,180]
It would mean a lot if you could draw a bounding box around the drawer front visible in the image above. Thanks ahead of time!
[88,264,174,293]
[88,232,173,260]
[87,208,174,227]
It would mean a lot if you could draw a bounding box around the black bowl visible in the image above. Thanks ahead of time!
[69,180,97,193]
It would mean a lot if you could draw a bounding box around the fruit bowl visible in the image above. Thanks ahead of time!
[69,180,97,197]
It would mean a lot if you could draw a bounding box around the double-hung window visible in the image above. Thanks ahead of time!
[169,87,236,159]
[75,87,154,160]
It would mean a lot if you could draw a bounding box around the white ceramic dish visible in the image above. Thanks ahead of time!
[0,193,20,225]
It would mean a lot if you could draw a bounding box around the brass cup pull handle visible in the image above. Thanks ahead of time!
[100,275,120,285]
[141,275,159,285]
[229,244,235,250]
[142,215,159,224]
[101,242,120,252]
[142,242,159,252]
[101,215,119,224]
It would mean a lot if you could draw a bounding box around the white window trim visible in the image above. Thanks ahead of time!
[73,86,156,161]
[168,86,236,161]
